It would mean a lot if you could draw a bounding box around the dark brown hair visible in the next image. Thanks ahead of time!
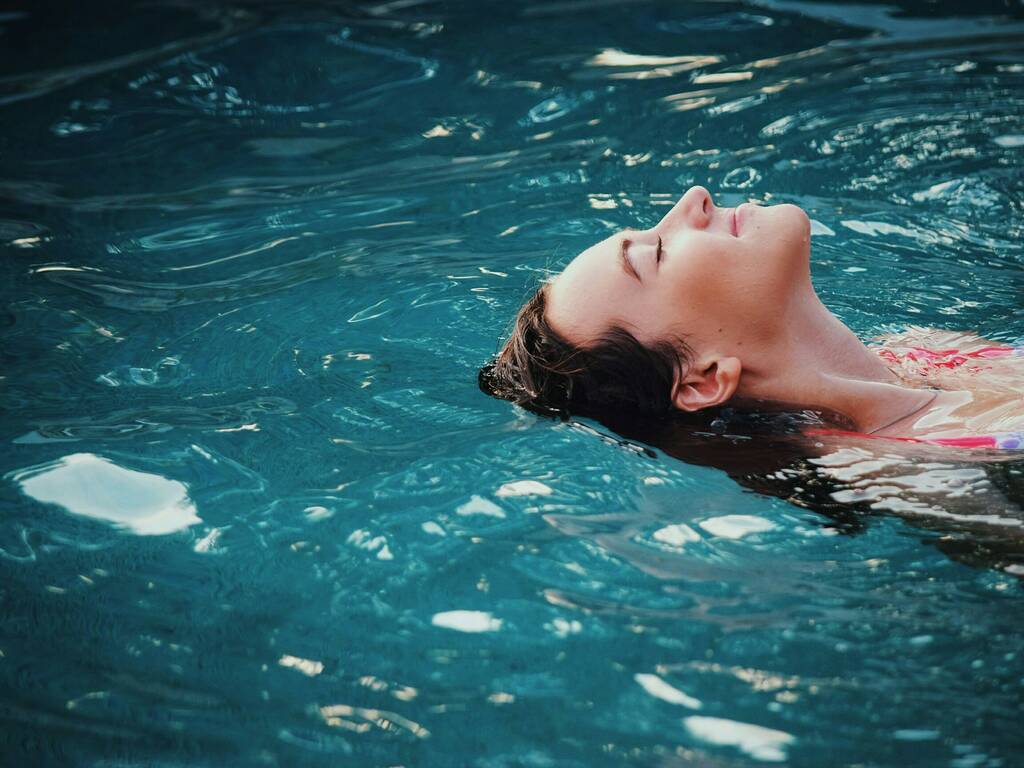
[478,283,692,419]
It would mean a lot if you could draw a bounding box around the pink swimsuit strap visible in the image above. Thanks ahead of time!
[804,428,1024,450]
[876,345,1021,372]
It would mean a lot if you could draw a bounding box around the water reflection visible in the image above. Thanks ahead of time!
[684,715,795,762]
[585,411,1024,575]
[11,453,200,535]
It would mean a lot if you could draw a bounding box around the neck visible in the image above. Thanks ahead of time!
[736,291,942,434]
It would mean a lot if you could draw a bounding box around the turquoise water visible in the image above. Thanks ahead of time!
[1,1,1023,765]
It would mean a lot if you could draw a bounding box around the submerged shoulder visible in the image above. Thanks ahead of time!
[869,326,1024,388]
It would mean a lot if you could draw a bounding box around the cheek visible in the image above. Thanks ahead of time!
[642,259,724,337]
[657,249,778,341]
[664,242,733,300]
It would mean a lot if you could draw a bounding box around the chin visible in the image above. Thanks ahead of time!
[775,202,811,246]
[765,203,812,277]
[777,201,809,223]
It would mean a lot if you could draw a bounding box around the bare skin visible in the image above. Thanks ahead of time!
[545,186,1021,439]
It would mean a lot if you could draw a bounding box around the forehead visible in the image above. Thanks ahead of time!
[545,232,626,343]
[558,232,616,280]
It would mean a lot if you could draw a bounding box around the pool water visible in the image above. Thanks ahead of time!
[1,1,1023,765]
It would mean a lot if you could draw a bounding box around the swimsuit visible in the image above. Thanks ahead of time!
[875,345,1024,374]
[807,344,1024,450]
[805,428,1024,450]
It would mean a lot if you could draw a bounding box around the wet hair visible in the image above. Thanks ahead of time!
[478,283,692,420]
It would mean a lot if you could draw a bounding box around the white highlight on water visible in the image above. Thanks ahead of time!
[684,716,795,762]
[634,673,702,709]
[304,505,333,521]
[347,528,394,560]
[495,480,552,498]
[546,618,582,638]
[698,515,776,539]
[421,521,446,536]
[194,527,225,553]
[278,654,324,677]
[456,495,506,518]
[809,219,835,236]
[14,453,200,535]
[652,523,701,547]
[431,610,502,633]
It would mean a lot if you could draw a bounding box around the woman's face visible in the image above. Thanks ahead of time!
[546,186,812,359]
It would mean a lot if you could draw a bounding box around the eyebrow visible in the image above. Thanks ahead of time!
[618,231,641,283]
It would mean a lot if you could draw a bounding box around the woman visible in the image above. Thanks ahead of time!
[479,185,1023,450]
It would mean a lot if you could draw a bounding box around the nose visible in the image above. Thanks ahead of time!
[658,185,713,231]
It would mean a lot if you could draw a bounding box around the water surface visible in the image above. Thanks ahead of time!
[1,1,1023,765]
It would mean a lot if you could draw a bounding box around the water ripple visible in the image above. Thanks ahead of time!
[2,2,1024,766]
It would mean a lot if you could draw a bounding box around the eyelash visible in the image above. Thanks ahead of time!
[622,232,661,273]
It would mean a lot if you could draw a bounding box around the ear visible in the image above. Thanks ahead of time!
[671,357,741,412]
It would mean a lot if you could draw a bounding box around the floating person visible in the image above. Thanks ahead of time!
[479,185,1023,452]
[478,185,1024,572]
